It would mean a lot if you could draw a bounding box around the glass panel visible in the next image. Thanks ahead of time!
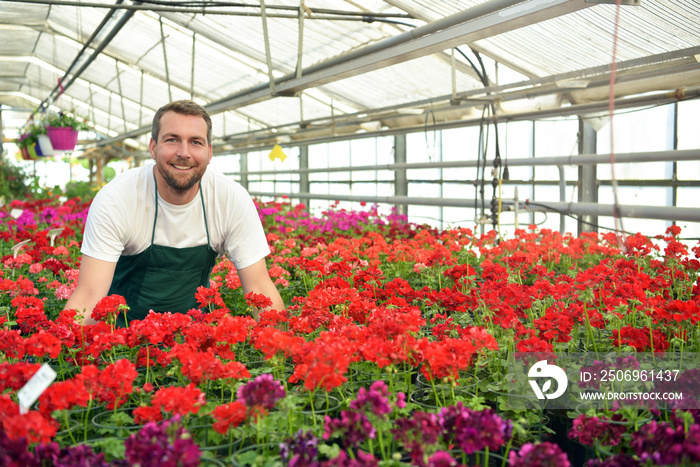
[535,118,578,157]
[598,186,671,207]
[597,105,671,154]
[678,100,700,150]
[531,185,578,234]
[597,161,672,180]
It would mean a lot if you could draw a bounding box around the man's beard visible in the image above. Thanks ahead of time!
[157,160,206,193]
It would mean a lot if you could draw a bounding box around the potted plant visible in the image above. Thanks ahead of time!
[44,110,90,151]
[16,130,39,160]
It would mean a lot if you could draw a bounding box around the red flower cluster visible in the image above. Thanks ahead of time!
[134,383,206,424]
[90,294,128,324]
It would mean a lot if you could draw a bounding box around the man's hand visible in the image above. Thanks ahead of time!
[237,258,285,320]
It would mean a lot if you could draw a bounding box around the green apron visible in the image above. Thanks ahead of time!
[110,177,218,327]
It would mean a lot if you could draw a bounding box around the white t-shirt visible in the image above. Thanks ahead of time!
[82,163,270,270]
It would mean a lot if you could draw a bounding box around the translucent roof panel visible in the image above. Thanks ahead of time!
[1,0,698,153]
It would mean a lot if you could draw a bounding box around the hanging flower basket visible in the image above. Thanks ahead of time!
[19,147,32,160]
[36,134,55,156]
[47,126,79,151]
[20,145,38,160]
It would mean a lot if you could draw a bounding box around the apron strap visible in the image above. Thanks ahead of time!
[152,172,159,245]
[199,184,211,246]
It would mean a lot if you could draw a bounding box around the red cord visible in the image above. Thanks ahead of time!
[608,0,628,252]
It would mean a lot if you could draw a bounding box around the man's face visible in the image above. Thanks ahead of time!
[149,111,212,201]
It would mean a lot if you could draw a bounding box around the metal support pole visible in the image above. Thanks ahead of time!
[159,16,172,102]
[239,152,249,190]
[190,33,196,100]
[394,134,408,216]
[0,107,4,156]
[529,121,535,226]
[245,191,700,223]
[299,144,309,197]
[236,148,700,176]
[514,186,519,230]
[669,102,679,227]
[115,60,127,134]
[139,71,144,131]
[260,0,276,95]
[577,118,598,233]
[296,2,305,79]
[451,48,457,103]
[558,165,566,233]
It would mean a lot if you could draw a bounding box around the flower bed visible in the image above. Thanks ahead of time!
[1,196,699,466]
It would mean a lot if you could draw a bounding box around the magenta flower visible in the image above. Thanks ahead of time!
[237,373,286,411]
[324,410,376,448]
[279,429,321,467]
[508,442,570,467]
[585,453,642,466]
[34,442,110,467]
[438,403,511,454]
[349,380,393,418]
[1,431,37,466]
[630,420,690,465]
[124,416,200,467]
[321,449,378,467]
[392,411,442,465]
[568,414,627,447]
[427,451,458,467]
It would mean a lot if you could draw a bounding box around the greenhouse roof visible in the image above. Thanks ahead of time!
[1,0,699,155]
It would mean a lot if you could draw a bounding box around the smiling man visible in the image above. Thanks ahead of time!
[65,100,284,326]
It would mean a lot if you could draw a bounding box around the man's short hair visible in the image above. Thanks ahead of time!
[152,100,212,144]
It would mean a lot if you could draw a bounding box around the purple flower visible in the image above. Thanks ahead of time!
[579,361,610,390]
[34,441,109,467]
[237,373,286,411]
[427,451,458,467]
[630,420,686,465]
[259,207,280,216]
[392,411,442,465]
[585,453,642,467]
[395,392,406,409]
[15,210,36,231]
[324,410,375,448]
[124,416,201,467]
[438,403,511,454]
[614,355,640,370]
[568,414,627,447]
[321,450,378,467]
[279,429,320,467]
[656,369,700,410]
[39,207,60,225]
[0,431,37,467]
[350,381,392,418]
[684,424,700,462]
[508,442,570,467]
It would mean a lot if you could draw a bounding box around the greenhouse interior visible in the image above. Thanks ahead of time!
[1,0,699,466]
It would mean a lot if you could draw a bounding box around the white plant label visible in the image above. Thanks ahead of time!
[48,228,63,247]
[11,239,30,258]
[18,363,57,415]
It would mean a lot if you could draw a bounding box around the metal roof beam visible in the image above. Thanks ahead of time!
[205,0,593,114]
[98,0,594,145]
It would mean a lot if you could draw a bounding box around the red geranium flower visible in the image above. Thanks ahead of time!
[151,383,206,417]
[212,401,247,434]
[91,294,128,324]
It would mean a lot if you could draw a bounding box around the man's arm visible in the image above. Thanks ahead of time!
[237,258,285,320]
[64,255,118,325]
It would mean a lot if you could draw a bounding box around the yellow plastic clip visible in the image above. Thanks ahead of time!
[268,144,288,162]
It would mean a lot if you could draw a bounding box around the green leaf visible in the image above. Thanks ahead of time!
[318,443,340,459]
